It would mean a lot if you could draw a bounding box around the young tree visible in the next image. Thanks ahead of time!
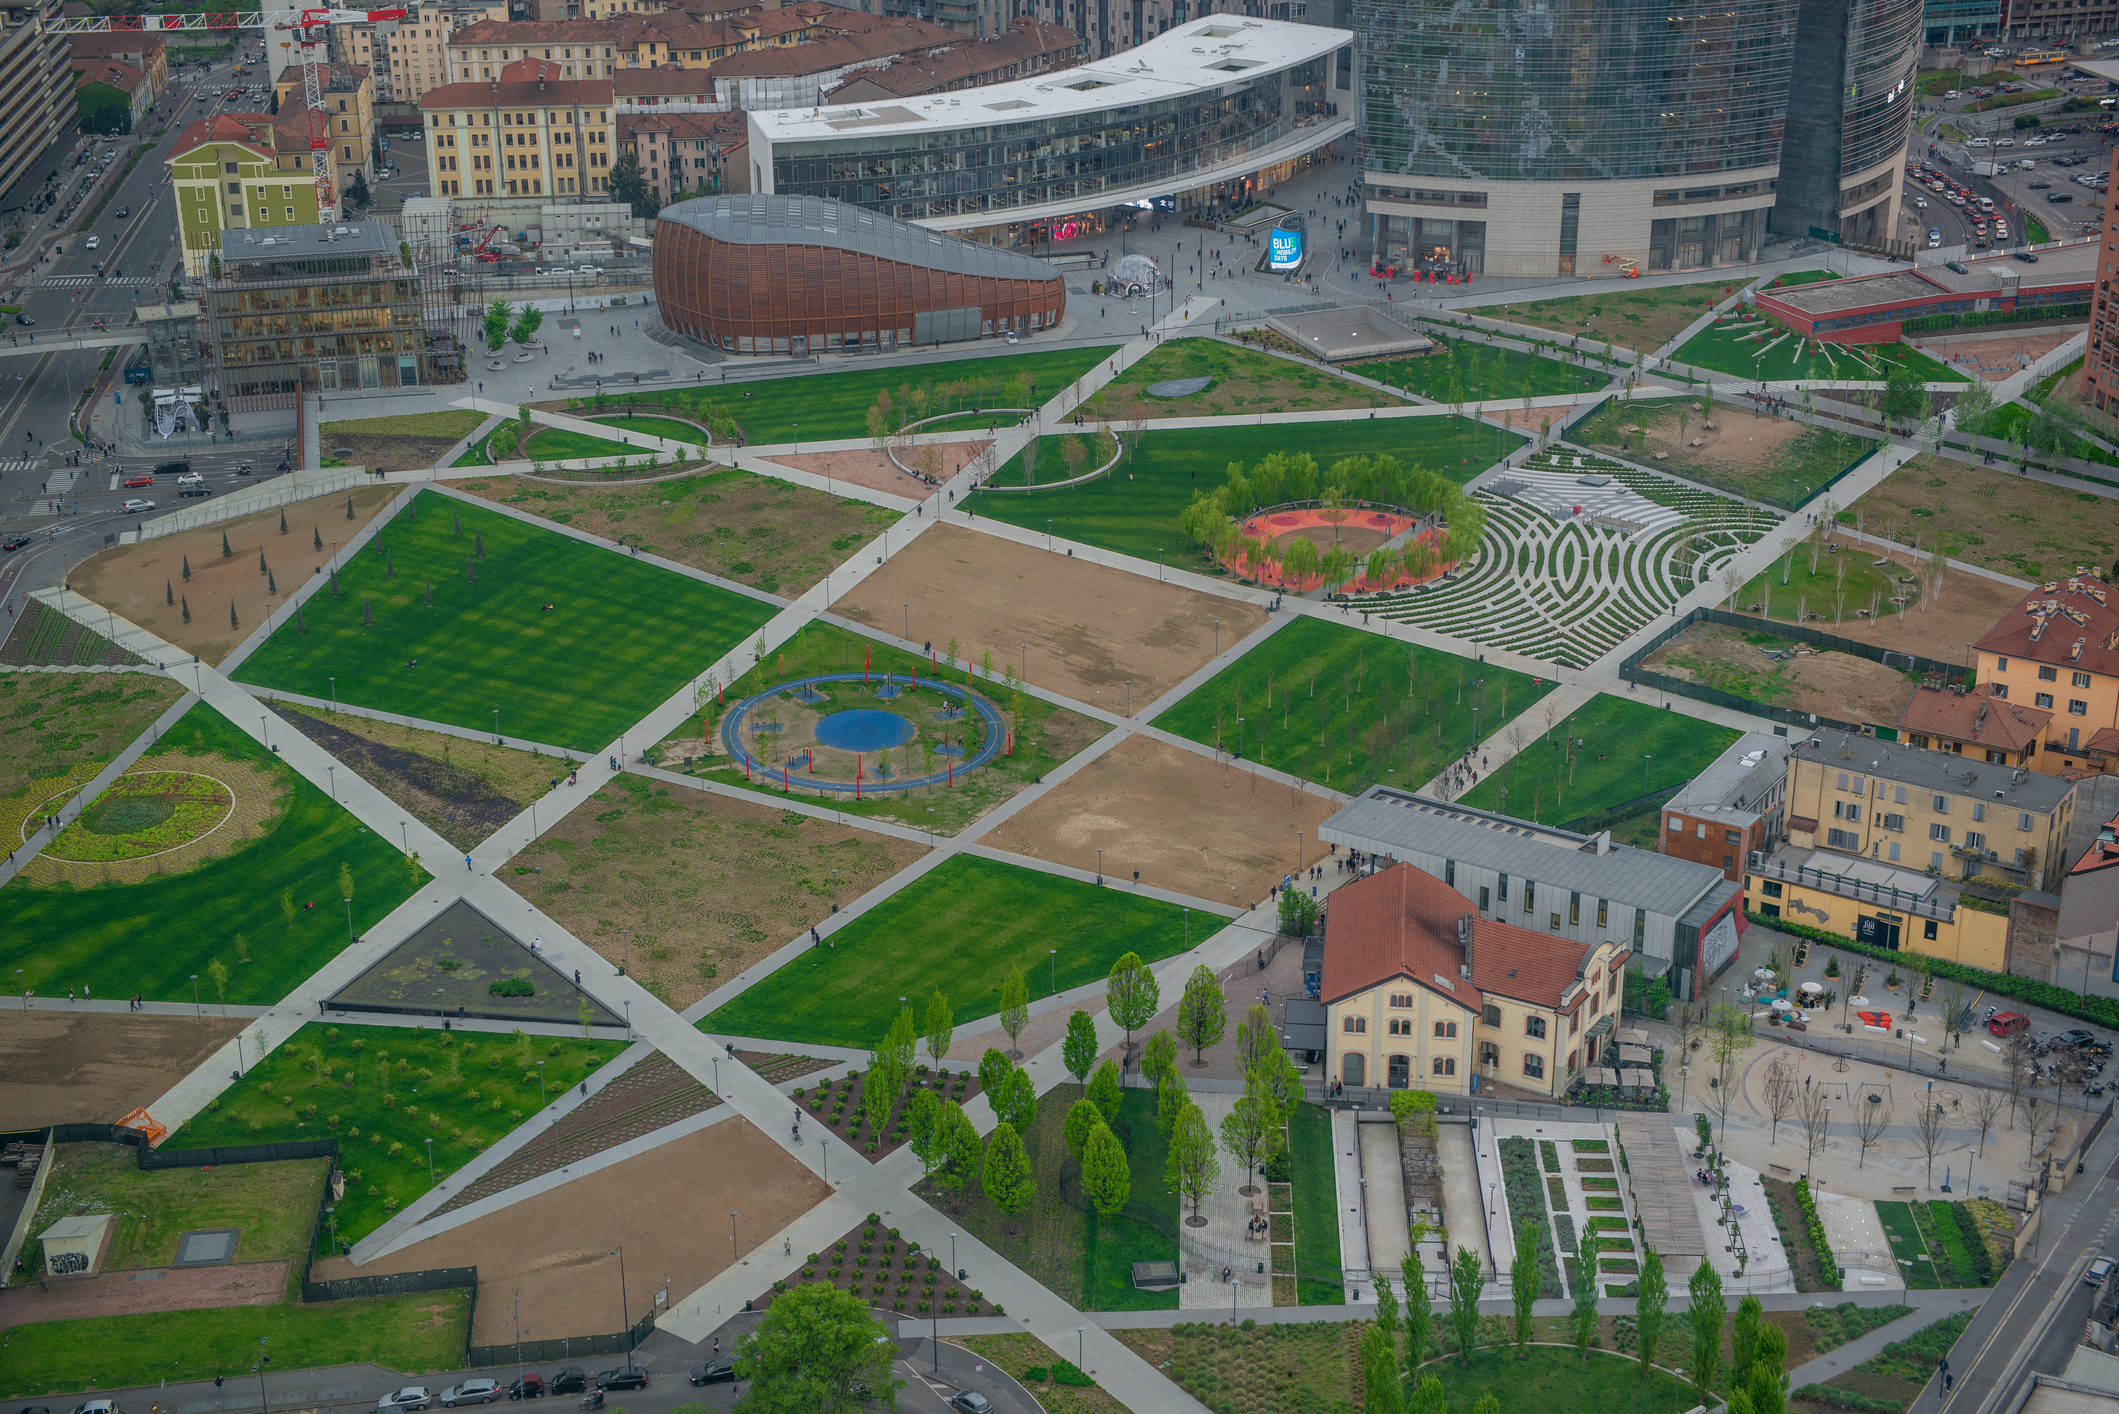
[1154,1068,1189,1138]
[1731,1293,1764,1392]
[1063,1096,1104,1164]
[1796,1080,1833,1178]
[482,298,512,355]
[978,1046,1013,1101]
[1914,1090,1949,1189]
[1142,1029,1179,1090]
[732,1283,900,1413]
[996,1066,1037,1135]
[1062,1009,1099,1085]
[1450,1244,1484,1363]
[1635,1246,1668,1379]
[922,990,954,1068]
[1511,1218,1540,1358]
[1687,1258,1724,1401]
[1080,1120,1131,1232]
[999,965,1030,1057]
[981,1122,1034,1225]
[1747,1324,1790,1414]
[1408,1377,1447,1414]
[1376,1270,1400,1336]
[933,1101,982,1196]
[905,1088,944,1178]
[1087,1057,1123,1122]
[1361,1324,1403,1414]
[1175,963,1227,1064]
[1168,1099,1220,1220]
[1403,1250,1432,1374]
[1707,1001,1755,1146]
[1218,1075,1284,1195]
[1106,952,1160,1055]
[510,304,544,351]
[1853,1092,1893,1169]
[1761,1052,1797,1145]
[1234,1002,1277,1081]
[1571,1250,1599,1362]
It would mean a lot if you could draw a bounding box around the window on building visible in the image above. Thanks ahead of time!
[2037,693,2056,708]
[1432,1056,1456,1077]
[2071,700,2090,715]
[1445,859,1455,887]
[1762,879,1783,898]
[1569,892,1581,926]
[1342,1016,1366,1034]
[1888,842,1901,862]
[1498,874,1508,903]
[1479,885,1490,911]
[1478,1041,1500,1068]
[1524,881,1535,915]
[1998,656,2010,670]
[1597,898,1609,928]
[2039,665,2058,681]
[1389,993,1412,1008]
[1525,1016,1547,1039]
[1523,1054,1545,1080]
[1973,802,1986,821]
[1669,815,1682,832]
[1966,831,1986,851]
[1388,1018,1413,1036]
[1992,684,2010,700]
[1697,822,1708,839]
[1725,830,1742,846]
[1925,919,1940,941]
[1634,911,1645,945]
[1828,827,1860,849]
[1434,1020,1457,1039]
[1933,795,1950,813]
[1883,813,1905,832]
[1895,785,1908,804]
[1481,1004,1501,1028]
[2019,812,2034,831]
[1930,822,1952,842]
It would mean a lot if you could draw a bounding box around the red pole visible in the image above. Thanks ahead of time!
[778,652,784,677]
[743,755,750,780]
[783,766,790,793]
[947,761,954,789]
[807,748,814,773]
[865,643,871,686]
[912,666,917,693]
[1007,729,1013,756]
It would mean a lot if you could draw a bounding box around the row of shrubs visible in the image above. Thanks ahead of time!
[1941,1201,1998,1286]
[1901,303,2087,336]
[1795,1384,1903,1414]
[1795,1179,1842,1291]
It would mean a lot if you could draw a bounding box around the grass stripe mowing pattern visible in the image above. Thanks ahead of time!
[232,489,777,751]
[967,417,1522,565]
[702,853,1196,1049]
[1459,692,1740,827]
[1288,1099,1343,1304]
[0,702,429,1004]
[610,345,1118,444]
[1154,615,1557,793]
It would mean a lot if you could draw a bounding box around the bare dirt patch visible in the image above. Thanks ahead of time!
[0,1011,245,1129]
[1847,451,2119,584]
[986,733,1335,909]
[1493,281,1739,354]
[832,523,1268,714]
[768,449,956,501]
[0,1260,290,1331]
[69,485,404,665]
[311,1115,825,1345]
[1644,622,1915,724]
[443,466,896,600]
[1914,328,2080,382]
[268,700,563,852]
[502,772,928,1010]
[320,411,488,472]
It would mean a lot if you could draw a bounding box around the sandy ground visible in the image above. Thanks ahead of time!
[1914,327,2080,382]
[984,733,1334,908]
[0,1011,246,1130]
[312,1116,825,1343]
[0,1260,289,1330]
[832,524,1268,713]
[765,449,955,501]
[1645,623,1916,725]
[70,485,404,665]
[1498,402,1601,435]
[1792,557,2024,662]
[1608,400,1810,482]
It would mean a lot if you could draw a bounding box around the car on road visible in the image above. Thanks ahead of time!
[153,459,188,476]
[376,1391,431,1414]
[2031,179,2052,188]
[2089,1256,2116,1287]
[84,235,98,248]
[594,1370,646,1392]
[122,474,153,487]
[1946,260,1970,274]
[2016,251,2042,262]
[176,471,204,486]
[503,1376,543,1401]
[178,484,210,498]
[120,497,154,512]
[438,1381,500,1407]
[2049,192,2075,202]
[949,1394,993,1414]
[1,535,29,551]
[545,1370,588,1396]
[687,1362,734,1386]
[13,315,29,326]
[114,206,127,217]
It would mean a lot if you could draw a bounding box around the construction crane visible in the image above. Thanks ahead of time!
[45,7,406,226]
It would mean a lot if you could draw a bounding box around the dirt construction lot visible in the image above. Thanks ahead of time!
[1643,623,1915,724]
[768,448,954,501]
[985,732,1335,907]
[0,1011,245,1129]
[309,1116,825,1344]
[833,524,1268,714]
[70,485,403,665]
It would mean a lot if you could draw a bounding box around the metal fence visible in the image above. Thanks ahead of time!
[130,470,371,543]
[303,1266,477,1304]
[466,1310,657,1369]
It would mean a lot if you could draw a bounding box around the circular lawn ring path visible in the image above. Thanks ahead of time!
[35,770,238,861]
[719,672,1004,793]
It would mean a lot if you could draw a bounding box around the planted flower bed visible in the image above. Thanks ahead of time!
[799,1062,984,1160]
[1581,1176,1619,1191]
[1575,1157,1614,1173]
[1586,1196,1625,1211]
[1571,1139,1609,1153]
[764,1212,996,1317]
[1497,1135,1564,1297]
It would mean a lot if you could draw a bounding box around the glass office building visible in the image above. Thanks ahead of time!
[1772,0,1923,248]
[748,17,1353,241]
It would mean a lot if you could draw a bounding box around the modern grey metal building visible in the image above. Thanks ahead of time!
[1319,786,1746,1000]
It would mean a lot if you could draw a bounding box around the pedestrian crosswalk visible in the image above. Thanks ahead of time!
[0,456,34,474]
[42,275,158,288]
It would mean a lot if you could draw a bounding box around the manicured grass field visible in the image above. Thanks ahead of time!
[231,489,777,750]
[609,345,1118,444]
[0,703,428,1004]
[1671,323,1969,384]
[1423,1345,1693,1411]
[0,1290,472,1397]
[1459,693,1740,828]
[1075,337,1401,420]
[523,426,636,460]
[1154,615,1557,794]
[1355,333,1605,402]
[1490,281,1740,354]
[167,1021,627,1246]
[701,854,1197,1048]
[1287,1100,1343,1305]
[1764,270,1842,290]
[590,413,708,446]
[967,417,1520,564]
[1082,1086,1180,1312]
[1738,539,1922,624]
[33,1143,328,1270]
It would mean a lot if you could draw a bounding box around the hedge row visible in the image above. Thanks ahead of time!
[1943,1201,1997,1285]
[1795,1383,1904,1414]
[1745,912,2119,1031]
[1902,302,2089,335]
[1795,1179,1841,1291]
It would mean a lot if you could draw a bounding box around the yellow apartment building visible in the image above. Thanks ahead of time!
[420,63,612,201]
[1974,574,2119,775]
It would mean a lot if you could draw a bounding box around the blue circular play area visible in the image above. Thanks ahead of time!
[813,709,916,753]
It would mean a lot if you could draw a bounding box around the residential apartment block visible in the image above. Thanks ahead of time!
[1783,731,2076,891]
[1898,680,2050,769]
[335,0,506,105]
[1319,786,1743,1000]
[1973,573,2119,774]
[168,113,323,277]
[618,106,746,202]
[66,31,166,98]
[0,0,77,210]
[273,62,376,200]
[441,5,939,83]
[1320,861,1632,1098]
[420,61,613,201]
[72,55,149,132]
[1657,733,1791,882]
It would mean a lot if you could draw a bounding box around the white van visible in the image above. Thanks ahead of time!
[1966,137,1991,148]
[1928,228,1942,247]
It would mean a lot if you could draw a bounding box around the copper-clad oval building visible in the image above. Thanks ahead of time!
[654,194,1066,356]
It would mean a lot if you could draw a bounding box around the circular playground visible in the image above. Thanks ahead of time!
[1212,506,1457,592]
[716,672,1007,794]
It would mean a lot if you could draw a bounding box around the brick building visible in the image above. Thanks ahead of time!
[1658,732,1790,883]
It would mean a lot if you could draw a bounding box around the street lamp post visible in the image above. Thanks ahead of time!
[611,1246,634,1368]
[537,1061,545,1106]
[425,1136,435,1189]
[192,973,200,1016]
[253,1337,271,1414]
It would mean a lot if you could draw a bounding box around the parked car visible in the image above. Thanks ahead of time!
[1990,1011,2031,1037]
[122,474,153,487]
[504,1376,543,1402]
[69,1404,122,1414]
[545,1371,588,1397]
[2088,1256,2116,1287]
[438,1381,500,1407]
[2049,192,2075,203]
[2031,180,2052,188]
[376,1391,431,1414]
[594,1370,646,1393]
[1946,260,1970,274]
[120,497,154,512]
[2055,1028,2107,1051]
[687,1363,734,1387]
[949,1395,993,1414]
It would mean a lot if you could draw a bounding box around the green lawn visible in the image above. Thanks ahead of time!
[609,346,1118,444]
[1153,615,1558,794]
[1287,1100,1343,1305]
[1671,322,1970,384]
[0,703,428,1004]
[1421,1345,1693,1411]
[1875,1200,1941,1290]
[2027,356,2086,406]
[230,488,778,751]
[0,1290,472,1396]
[1459,693,1740,829]
[1764,270,1842,291]
[1075,338,1402,419]
[523,426,636,461]
[982,429,1121,488]
[966,417,1519,565]
[1738,541,1922,624]
[32,1143,329,1270]
[589,413,709,446]
[1354,333,1606,402]
[167,1022,627,1247]
[1082,1086,1180,1312]
[661,620,1106,836]
[701,854,1198,1048]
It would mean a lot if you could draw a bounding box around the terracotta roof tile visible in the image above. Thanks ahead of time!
[1319,863,1481,1010]
[1897,681,2051,754]
[171,113,276,160]
[419,73,615,108]
[1974,576,2119,679]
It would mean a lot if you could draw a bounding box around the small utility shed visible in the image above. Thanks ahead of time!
[39,1213,113,1275]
